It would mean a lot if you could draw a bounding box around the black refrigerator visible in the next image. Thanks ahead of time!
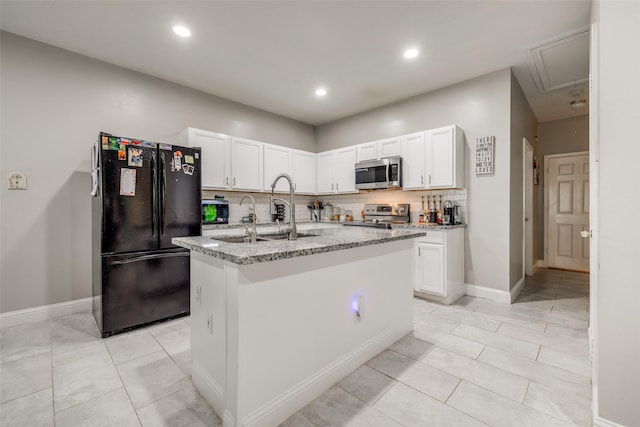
[91,132,201,337]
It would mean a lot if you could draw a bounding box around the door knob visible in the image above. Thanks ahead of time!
[580,230,592,238]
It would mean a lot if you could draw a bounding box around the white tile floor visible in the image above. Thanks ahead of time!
[0,268,591,426]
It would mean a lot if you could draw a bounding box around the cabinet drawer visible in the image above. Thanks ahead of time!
[418,231,444,244]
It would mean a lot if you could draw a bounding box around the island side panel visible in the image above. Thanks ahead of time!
[190,251,228,418]
[234,239,415,427]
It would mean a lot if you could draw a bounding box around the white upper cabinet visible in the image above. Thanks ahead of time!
[230,137,263,191]
[402,132,427,190]
[317,147,357,194]
[403,125,464,190]
[426,125,463,189]
[263,143,292,193]
[179,127,230,189]
[378,137,403,159]
[292,150,317,194]
[317,151,335,194]
[335,147,357,193]
[356,142,378,162]
[356,137,403,162]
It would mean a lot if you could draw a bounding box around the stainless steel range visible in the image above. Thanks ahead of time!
[343,203,410,229]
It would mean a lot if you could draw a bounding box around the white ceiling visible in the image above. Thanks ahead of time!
[0,1,591,126]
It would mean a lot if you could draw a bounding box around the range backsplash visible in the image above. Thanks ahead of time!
[202,188,467,225]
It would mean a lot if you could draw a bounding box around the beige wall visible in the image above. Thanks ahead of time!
[593,0,640,425]
[509,72,538,288]
[535,116,589,263]
[317,69,513,292]
[0,32,315,312]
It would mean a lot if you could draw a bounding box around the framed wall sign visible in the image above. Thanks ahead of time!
[475,136,495,175]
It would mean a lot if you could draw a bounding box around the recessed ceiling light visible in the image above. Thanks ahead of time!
[173,26,191,38]
[404,48,419,59]
[315,88,327,97]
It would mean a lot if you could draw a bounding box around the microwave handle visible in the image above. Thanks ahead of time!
[386,163,390,183]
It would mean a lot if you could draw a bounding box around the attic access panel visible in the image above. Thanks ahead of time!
[528,28,590,93]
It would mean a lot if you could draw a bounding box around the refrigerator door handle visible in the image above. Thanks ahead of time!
[151,150,158,237]
[109,252,190,265]
[160,152,167,238]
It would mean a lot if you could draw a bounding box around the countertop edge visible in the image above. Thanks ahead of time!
[173,229,426,265]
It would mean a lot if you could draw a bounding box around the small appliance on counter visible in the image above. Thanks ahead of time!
[343,203,410,229]
[202,199,229,225]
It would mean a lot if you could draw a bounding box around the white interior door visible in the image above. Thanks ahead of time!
[524,139,534,276]
[547,152,590,271]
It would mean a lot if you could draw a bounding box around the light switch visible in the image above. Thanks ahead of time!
[7,171,27,190]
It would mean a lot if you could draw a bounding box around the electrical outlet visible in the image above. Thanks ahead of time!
[195,286,202,305]
[207,314,214,334]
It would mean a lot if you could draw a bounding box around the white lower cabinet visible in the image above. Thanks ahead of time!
[415,228,464,305]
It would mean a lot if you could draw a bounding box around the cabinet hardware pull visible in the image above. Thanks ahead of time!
[421,175,424,185]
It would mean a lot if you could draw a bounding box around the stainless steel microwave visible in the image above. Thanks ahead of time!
[355,157,402,190]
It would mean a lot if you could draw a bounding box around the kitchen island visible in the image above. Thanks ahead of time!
[173,226,425,427]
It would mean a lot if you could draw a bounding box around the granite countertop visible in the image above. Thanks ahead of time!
[172,226,426,265]
[395,223,467,230]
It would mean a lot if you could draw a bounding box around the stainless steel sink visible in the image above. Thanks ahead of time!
[211,236,269,243]
[259,232,317,240]
[211,232,316,243]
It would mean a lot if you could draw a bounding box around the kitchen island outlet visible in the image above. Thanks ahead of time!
[173,226,424,427]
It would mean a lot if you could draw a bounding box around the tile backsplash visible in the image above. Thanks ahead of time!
[202,188,467,224]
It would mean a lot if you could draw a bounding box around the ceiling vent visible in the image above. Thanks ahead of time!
[527,28,590,94]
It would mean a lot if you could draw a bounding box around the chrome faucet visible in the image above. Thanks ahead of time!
[239,194,257,243]
[270,173,297,240]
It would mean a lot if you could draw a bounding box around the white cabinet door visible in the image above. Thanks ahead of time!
[416,242,446,296]
[403,132,426,190]
[316,148,356,194]
[316,151,335,194]
[264,144,292,193]
[292,150,316,194]
[425,125,464,189]
[230,137,263,191]
[378,137,403,159]
[333,147,356,193]
[180,128,230,189]
[404,126,464,190]
[335,147,357,193]
[356,142,378,162]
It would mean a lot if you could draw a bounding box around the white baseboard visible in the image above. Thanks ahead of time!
[192,361,225,419]
[0,297,94,329]
[510,277,526,303]
[465,283,511,303]
[595,416,627,427]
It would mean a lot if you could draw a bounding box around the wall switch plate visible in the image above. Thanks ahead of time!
[7,171,27,190]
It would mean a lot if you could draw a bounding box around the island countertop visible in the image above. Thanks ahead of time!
[172,226,426,265]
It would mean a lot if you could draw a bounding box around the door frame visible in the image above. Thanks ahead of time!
[588,21,599,422]
[543,150,589,268]
[523,138,534,276]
